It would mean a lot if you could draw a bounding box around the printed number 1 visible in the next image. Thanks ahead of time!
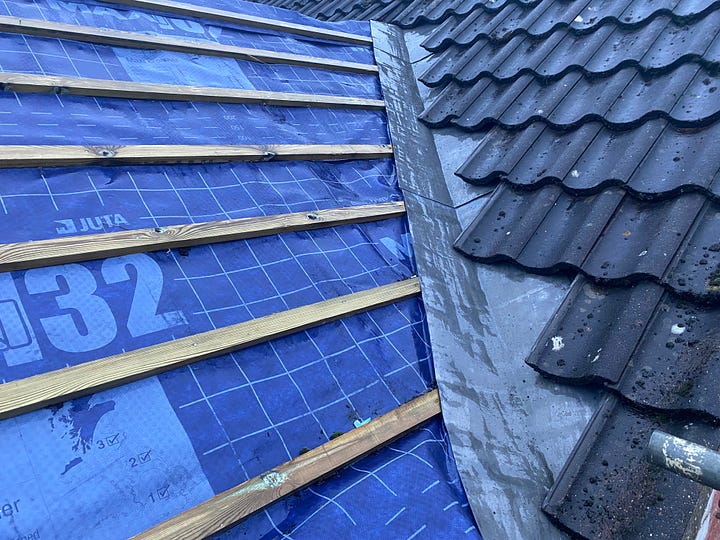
[25,254,186,353]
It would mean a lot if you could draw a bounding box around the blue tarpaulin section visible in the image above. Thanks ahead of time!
[0,1,481,538]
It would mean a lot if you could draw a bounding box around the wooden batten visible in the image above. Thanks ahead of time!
[0,278,421,420]
[0,72,385,109]
[0,16,378,75]
[0,3,440,540]
[98,0,373,45]
[0,144,393,168]
[133,389,441,539]
[0,202,406,271]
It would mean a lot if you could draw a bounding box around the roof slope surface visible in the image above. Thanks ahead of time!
[245,0,720,537]
[419,0,720,537]
[0,0,480,538]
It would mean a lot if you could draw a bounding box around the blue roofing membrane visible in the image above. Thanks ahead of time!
[0,0,479,538]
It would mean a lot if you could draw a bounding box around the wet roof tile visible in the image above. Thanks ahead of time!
[420,12,720,86]
[420,63,720,130]
[246,0,521,26]
[528,277,665,385]
[528,276,720,421]
[544,394,720,539]
[457,120,720,200]
[456,184,720,302]
[421,0,720,53]
[439,3,720,533]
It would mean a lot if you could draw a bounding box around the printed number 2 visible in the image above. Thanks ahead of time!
[25,254,186,353]
[103,255,186,338]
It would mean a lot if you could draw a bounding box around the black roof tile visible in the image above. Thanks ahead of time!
[420,64,720,130]
[456,183,720,303]
[436,0,720,529]
[310,0,362,18]
[248,0,536,26]
[457,120,720,200]
[420,12,720,86]
[613,299,720,419]
[664,206,720,297]
[421,0,720,53]
[421,0,589,51]
[390,0,474,27]
[389,0,544,28]
[457,183,621,270]
[544,395,720,539]
[528,277,665,385]
[580,192,704,281]
[349,0,409,21]
[528,275,720,421]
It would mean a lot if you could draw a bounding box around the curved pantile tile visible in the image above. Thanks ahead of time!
[420,64,720,130]
[421,12,720,86]
[421,0,720,52]
[455,183,720,303]
[456,120,720,200]
[544,396,720,539]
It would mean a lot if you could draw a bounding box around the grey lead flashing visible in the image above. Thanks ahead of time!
[372,20,600,540]
[371,22,490,210]
[371,22,453,207]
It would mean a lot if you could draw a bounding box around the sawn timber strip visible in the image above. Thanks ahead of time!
[0,16,377,74]
[98,0,373,45]
[0,72,385,109]
[132,389,441,539]
[0,144,393,168]
[0,202,406,271]
[0,278,421,420]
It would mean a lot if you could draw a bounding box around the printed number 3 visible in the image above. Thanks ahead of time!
[24,254,186,353]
